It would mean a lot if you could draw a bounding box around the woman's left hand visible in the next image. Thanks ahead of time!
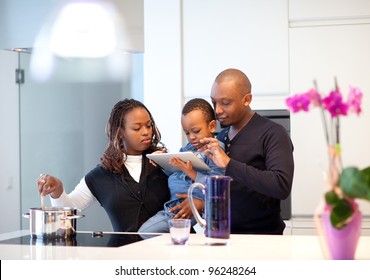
[148,148,167,167]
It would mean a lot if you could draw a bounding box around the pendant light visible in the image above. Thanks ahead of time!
[30,0,130,82]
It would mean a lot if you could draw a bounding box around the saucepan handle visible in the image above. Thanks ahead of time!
[61,215,85,220]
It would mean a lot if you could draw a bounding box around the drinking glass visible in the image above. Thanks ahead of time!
[168,219,191,245]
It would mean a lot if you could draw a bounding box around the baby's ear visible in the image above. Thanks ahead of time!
[209,120,217,133]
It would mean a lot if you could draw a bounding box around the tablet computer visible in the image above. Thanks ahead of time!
[146,151,211,172]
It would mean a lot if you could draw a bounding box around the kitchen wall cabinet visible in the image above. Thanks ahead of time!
[289,0,370,23]
[182,0,290,110]
[289,2,370,216]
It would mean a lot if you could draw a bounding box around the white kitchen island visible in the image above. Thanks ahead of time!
[1,230,370,260]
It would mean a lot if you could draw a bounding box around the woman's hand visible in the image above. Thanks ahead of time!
[148,148,167,167]
[169,193,203,219]
[37,174,64,199]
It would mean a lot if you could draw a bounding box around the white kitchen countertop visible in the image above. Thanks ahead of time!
[1,230,369,260]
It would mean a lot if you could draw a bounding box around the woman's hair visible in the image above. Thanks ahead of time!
[182,98,216,123]
[101,99,162,174]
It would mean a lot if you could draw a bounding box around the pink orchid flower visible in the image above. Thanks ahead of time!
[322,90,348,118]
[285,93,311,113]
[347,86,363,115]
[305,88,321,107]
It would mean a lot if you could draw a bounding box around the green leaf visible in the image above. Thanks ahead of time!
[325,190,340,205]
[339,167,370,200]
[330,199,353,229]
[361,166,370,200]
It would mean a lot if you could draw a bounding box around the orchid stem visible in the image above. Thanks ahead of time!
[334,76,343,170]
[313,80,331,146]
[313,79,335,187]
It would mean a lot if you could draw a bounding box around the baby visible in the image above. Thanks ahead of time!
[139,98,225,234]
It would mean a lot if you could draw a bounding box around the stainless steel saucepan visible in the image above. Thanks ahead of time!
[23,207,84,239]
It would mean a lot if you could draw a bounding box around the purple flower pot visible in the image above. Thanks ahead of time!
[321,210,362,260]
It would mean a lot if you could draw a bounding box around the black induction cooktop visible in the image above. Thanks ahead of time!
[0,232,159,248]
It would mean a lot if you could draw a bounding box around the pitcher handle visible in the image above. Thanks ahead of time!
[188,182,206,228]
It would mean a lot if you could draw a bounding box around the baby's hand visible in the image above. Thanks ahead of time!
[169,157,193,172]
[169,157,196,180]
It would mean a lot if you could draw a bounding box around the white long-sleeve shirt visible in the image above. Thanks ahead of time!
[50,155,143,210]
[50,177,96,210]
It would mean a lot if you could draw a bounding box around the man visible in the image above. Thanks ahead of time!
[200,68,294,234]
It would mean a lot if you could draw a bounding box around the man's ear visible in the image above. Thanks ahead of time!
[243,92,252,106]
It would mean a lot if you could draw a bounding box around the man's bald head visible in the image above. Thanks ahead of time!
[213,68,252,96]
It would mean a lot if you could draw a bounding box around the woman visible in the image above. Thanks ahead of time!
[37,99,170,232]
